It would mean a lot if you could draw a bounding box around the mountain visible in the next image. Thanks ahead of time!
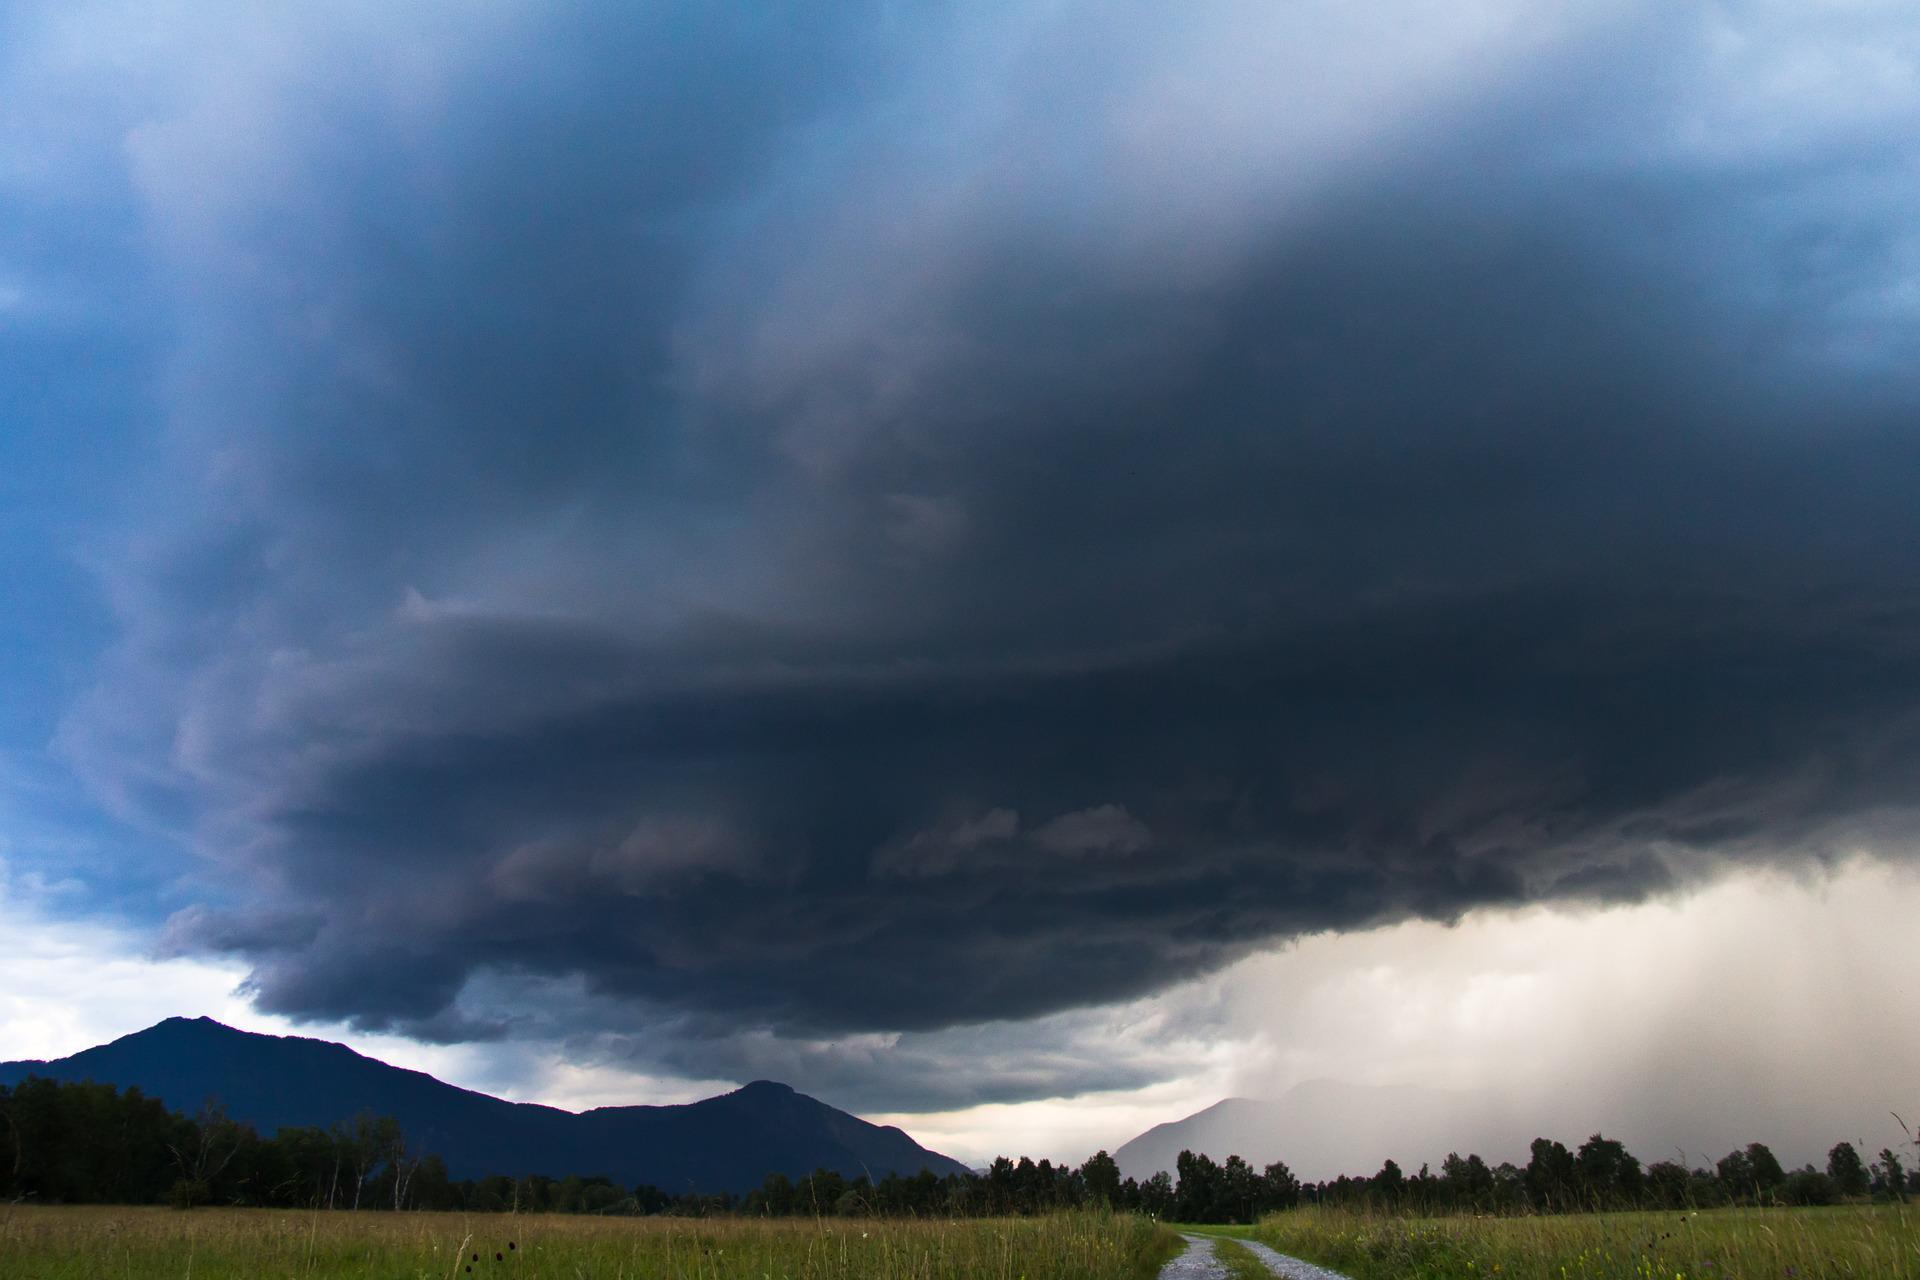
[0,1017,969,1193]
[1112,1079,1542,1183]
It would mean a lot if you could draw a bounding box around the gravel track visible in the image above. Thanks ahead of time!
[1228,1236,1354,1280]
[1156,1234,1227,1280]
[1155,1232,1354,1280]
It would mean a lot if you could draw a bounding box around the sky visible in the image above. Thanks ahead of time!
[3,0,1919,1170]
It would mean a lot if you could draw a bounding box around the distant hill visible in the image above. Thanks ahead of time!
[1112,1079,1540,1183]
[0,1017,969,1193]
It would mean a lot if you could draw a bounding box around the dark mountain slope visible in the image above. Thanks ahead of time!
[0,1017,967,1192]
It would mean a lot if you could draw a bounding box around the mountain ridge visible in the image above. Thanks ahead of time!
[0,1017,969,1193]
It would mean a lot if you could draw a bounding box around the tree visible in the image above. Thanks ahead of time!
[1221,1155,1259,1223]
[1715,1149,1754,1202]
[1410,1163,1438,1212]
[1463,1154,1495,1207]
[383,1121,423,1211]
[1745,1143,1785,1201]
[759,1171,795,1215]
[1140,1170,1174,1219]
[1011,1156,1042,1214]
[1079,1150,1121,1206]
[1875,1149,1906,1202]
[985,1157,1015,1215]
[1261,1160,1301,1212]
[1490,1161,1527,1212]
[1574,1134,1641,1209]
[0,1085,20,1194]
[1441,1152,1495,1209]
[337,1111,399,1210]
[799,1168,847,1216]
[1174,1150,1223,1222]
[1370,1159,1406,1205]
[165,1100,246,1209]
[1526,1139,1575,1211]
[1688,1165,1729,1207]
[1828,1142,1870,1198]
[1645,1160,1691,1208]
[411,1155,454,1211]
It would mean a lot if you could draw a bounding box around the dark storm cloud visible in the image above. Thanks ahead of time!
[35,1,1920,1098]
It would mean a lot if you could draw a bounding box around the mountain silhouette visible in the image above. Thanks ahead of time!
[0,1017,968,1192]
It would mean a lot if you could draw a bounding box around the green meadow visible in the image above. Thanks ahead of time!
[1248,1203,1920,1280]
[0,1205,1179,1280]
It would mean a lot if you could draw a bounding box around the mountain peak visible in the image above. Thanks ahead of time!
[151,1014,233,1032]
[735,1079,796,1096]
[138,1015,275,1043]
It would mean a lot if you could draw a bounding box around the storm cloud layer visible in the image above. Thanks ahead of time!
[14,1,1920,1095]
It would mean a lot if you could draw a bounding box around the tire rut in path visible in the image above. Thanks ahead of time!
[1156,1234,1227,1280]
[1225,1236,1354,1280]
[1155,1232,1355,1280]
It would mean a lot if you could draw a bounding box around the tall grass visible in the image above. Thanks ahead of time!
[0,1204,1179,1280]
[1253,1203,1920,1280]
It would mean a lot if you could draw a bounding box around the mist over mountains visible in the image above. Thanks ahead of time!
[1108,1077,1900,1186]
[1113,1081,1532,1184]
[0,1018,967,1193]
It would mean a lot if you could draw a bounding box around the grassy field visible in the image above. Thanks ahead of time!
[1250,1204,1920,1280]
[0,1205,1180,1280]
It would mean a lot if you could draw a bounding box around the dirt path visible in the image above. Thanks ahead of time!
[1225,1236,1354,1280]
[1156,1231,1354,1280]
[1156,1234,1228,1280]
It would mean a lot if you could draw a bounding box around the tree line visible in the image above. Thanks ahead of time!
[3,1076,1912,1219]
[1274,1133,1916,1218]
[736,1134,1919,1223]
